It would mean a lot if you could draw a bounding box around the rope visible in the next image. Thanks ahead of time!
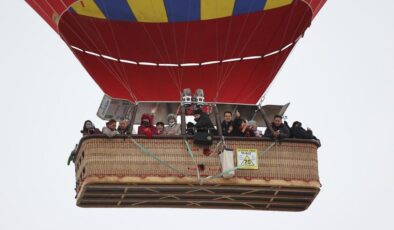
[250,109,259,121]
[89,19,138,101]
[183,139,201,181]
[260,2,313,99]
[219,1,264,85]
[220,135,227,150]
[242,1,311,102]
[137,16,182,93]
[43,0,311,105]
[129,138,190,177]
[58,12,138,102]
[221,1,304,102]
[216,4,269,94]
[99,0,138,102]
[204,166,240,180]
[197,139,225,168]
[57,0,138,102]
[262,142,277,156]
[179,5,192,90]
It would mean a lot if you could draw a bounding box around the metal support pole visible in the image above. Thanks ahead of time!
[180,106,187,135]
[213,104,223,137]
[128,104,138,134]
[259,108,274,134]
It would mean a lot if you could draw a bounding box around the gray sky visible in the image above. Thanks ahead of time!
[1,1,393,229]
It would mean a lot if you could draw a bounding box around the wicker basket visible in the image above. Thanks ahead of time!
[74,135,321,211]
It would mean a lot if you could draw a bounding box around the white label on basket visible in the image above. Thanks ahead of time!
[236,149,258,170]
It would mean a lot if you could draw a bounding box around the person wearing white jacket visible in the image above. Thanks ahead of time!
[164,113,181,135]
[102,119,119,137]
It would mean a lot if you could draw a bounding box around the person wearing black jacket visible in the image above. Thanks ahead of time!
[290,121,313,138]
[81,120,101,136]
[194,109,214,132]
[264,115,290,139]
[221,111,233,136]
[231,110,254,137]
[290,121,320,146]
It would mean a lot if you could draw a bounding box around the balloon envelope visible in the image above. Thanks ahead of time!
[26,0,326,104]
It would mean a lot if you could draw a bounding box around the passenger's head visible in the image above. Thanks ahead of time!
[273,115,283,127]
[193,109,203,120]
[292,121,302,128]
[156,122,164,133]
[106,119,117,130]
[141,113,151,127]
[223,111,232,122]
[84,120,94,130]
[167,114,177,126]
[248,120,257,131]
[82,120,95,134]
[119,119,129,130]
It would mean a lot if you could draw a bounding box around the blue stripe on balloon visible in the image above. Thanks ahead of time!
[94,0,136,21]
[233,0,267,16]
[164,0,200,22]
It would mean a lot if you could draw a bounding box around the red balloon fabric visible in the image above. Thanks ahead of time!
[26,0,327,104]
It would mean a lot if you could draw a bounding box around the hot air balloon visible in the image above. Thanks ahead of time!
[27,0,326,211]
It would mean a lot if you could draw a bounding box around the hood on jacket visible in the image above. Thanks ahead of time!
[140,113,154,126]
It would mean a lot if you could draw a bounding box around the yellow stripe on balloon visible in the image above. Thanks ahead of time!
[71,0,106,19]
[127,0,168,23]
[264,0,293,10]
[201,0,236,20]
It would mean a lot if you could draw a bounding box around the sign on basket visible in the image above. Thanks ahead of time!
[236,149,258,170]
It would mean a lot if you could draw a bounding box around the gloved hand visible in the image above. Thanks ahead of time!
[67,152,75,166]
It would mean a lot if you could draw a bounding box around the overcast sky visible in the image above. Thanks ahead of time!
[1,1,393,229]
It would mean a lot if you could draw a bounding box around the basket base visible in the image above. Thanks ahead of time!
[77,177,320,211]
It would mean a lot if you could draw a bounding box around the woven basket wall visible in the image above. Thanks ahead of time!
[74,137,319,189]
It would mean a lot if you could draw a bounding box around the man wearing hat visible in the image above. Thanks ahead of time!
[102,119,120,137]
